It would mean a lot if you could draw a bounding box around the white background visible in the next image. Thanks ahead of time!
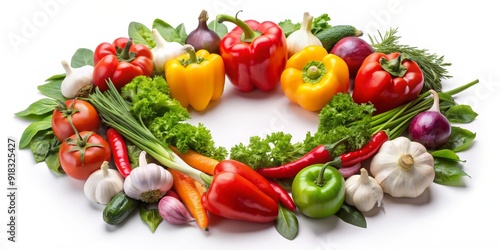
[1,0,499,249]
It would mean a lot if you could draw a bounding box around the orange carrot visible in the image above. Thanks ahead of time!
[168,168,209,231]
[169,146,219,175]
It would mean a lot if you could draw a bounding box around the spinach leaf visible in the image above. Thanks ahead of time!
[208,20,228,39]
[71,48,94,67]
[19,115,53,149]
[152,18,181,43]
[445,104,478,123]
[431,149,463,162]
[139,206,162,233]
[275,205,299,240]
[14,98,58,119]
[442,126,476,152]
[433,158,470,185]
[128,21,155,48]
[336,203,366,228]
[37,77,66,101]
[175,23,187,44]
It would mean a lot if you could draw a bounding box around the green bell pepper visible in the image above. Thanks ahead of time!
[291,161,345,218]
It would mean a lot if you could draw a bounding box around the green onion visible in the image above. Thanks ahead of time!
[369,79,479,139]
[88,81,210,184]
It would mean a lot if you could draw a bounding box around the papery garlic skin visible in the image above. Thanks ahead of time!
[344,168,383,212]
[124,151,173,203]
[370,137,435,198]
[84,161,124,205]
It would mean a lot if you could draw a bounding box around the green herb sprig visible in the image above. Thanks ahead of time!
[369,27,452,93]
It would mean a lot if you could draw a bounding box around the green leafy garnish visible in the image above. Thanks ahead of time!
[275,205,299,240]
[278,13,332,37]
[139,206,163,233]
[120,75,227,160]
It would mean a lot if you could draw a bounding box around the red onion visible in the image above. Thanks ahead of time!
[185,10,221,54]
[338,162,362,178]
[408,90,451,149]
[330,36,374,79]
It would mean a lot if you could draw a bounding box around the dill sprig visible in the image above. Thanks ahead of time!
[369,27,452,93]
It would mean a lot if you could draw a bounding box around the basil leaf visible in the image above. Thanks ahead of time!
[336,203,366,228]
[38,78,66,101]
[152,18,180,43]
[431,149,463,162]
[19,115,53,149]
[442,126,476,152]
[71,48,94,67]
[30,134,51,163]
[208,20,228,39]
[175,23,187,44]
[275,205,299,240]
[445,104,478,123]
[46,73,65,81]
[128,21,155,48]
[45,151,63,174]
[15,98,58,118]
[139,206,162,233]
[433,158,470,185]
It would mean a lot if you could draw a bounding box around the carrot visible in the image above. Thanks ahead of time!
[168,168,209,231]
[169,146,219,175]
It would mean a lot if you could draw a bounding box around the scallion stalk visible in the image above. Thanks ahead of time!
[369,79,479,139]
[88,81,210,184]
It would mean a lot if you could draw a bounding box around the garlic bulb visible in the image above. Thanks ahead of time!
[60,60,94,99]
[84,161,124,204]
[123,151,173,203]
[370,137,435,198]
[344,168,383,212]
[151,28,184,73]
[286,12,323,58]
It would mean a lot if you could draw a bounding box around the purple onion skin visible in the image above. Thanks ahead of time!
[409,111,451,149]
[185,10,221,54]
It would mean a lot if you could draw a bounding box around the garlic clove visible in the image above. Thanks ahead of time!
[158,195,195,225]
[344,168,384,212]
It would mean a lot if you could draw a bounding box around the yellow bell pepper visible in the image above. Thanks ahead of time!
[165,45,225,112]
[280,45,350,111]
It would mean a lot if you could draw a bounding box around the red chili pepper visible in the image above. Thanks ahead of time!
[216,12,287,92]
[257,131,389,179]
[201,160,279,223]
[93,37,154,92]
[267,178,296,211]
[106,128,132,178]
[352,52,424,114]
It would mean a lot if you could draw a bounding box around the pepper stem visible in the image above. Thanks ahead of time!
[303,61,326,84]
[216,11,261,43]
[183,44,198,65]
[117,38,137,62]
[380,53,408,77]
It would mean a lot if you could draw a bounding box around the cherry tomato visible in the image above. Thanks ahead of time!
[59,131,111,180]
[52,99,100,141]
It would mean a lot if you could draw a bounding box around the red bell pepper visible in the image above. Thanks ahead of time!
[93,37,154,92]
[216,12,287,92]
[201,159,280,223]
[352,52,424,113]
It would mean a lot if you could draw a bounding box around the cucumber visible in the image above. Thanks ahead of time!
[103,191,140,225]
[315,25,363,52]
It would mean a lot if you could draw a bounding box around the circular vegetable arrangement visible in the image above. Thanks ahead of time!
[16,10,479,240]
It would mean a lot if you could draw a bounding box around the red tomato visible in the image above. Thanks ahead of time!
[59,131,111,180]
[52,99,100,141]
